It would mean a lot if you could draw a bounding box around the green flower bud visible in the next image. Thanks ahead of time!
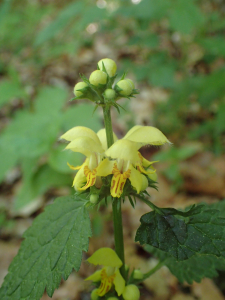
[89,70,107,86]
[91,288,99,300]
[122,285,140,300]
[125,78,135,90]
[133,269,144,280]
[90,194,99,204]
[74,82,88,97]
[104,88,116,100]
[98,58,117,77]
[116,79,133,96]
[148,172,157,182]
[108,297,119,300]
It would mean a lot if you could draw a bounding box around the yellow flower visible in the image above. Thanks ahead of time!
[86,248,125,297]
[97,125,171,197]
[60,126,117,191]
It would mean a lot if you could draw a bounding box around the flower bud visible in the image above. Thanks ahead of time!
[90,194,99,204]
[125,78,135,90]
[104,88,116,100]
[74,82,88,97]
[122,285,140,300]
[133,269,144,280]
[89,70,107,86]
[98,58,117,77]
[116,79,133,96]
[140,175,148,191]
[91,289,99,300]
[148,172,157,182]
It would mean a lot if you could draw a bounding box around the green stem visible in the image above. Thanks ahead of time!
[103,104,114,148]
[142,261,164,281]
[103,104,126,279]
[112,198,126,279]
[136,194,164,215]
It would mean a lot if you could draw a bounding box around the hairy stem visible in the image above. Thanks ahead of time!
[103,104,126,279]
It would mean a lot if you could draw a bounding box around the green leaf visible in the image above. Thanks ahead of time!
[34,2,85,46]
[0,195,92,300]
[168,0,205,34]
[135,203,225,261]
[61,104,101,132]
[145,245,225,284]
[0,79,25,108]
[48,144,83,174]
[14,165,72,210]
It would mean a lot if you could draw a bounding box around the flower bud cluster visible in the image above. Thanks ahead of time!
[72,58,138,104]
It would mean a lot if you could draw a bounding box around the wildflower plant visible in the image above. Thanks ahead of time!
[1,59,225,300]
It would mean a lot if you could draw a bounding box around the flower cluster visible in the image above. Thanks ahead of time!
[61,125,170,199]
[86,248,140,300]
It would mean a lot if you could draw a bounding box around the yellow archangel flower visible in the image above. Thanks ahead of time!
[60,126,117,191]
[85,248,125,297]
[97,125,171,198]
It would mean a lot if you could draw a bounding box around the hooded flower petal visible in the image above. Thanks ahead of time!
[87,248,122,268]
[105,140,142,164]
[97,129,118,150]
[60,126,101,144]
[124,125,171,146]
[66,136,104,157]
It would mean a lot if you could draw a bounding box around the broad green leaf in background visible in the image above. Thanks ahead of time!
[0,195,92,300]
[145,245,225,284]
[48,144,83,174]
[144,200,225,284]
[168,0,205,34]
[61,104,101,132]
[34,2,85,46]
[0,79,25,108]
[135,203,225,261]
[14,165,72,211]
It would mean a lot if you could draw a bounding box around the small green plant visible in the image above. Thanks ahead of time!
[1,59,225,300]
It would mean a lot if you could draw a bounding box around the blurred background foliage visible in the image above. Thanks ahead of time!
[0,0,225,298]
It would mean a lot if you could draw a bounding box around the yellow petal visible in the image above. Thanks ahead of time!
[129,165,143,193]
[66,136,104,157]
[124,126,171,146]
[67,162,82,170]
[138,152,158,168]
[123,125,143,139]
[105,140,142,164]
[60,126,101,145]
[114,269,125,296]
[85,270,102,282]
[72,163,86,190]
[87,248,122,268]
[97,158,115,176]
[97,128,118,150]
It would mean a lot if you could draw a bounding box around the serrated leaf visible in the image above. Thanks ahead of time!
[0,195,91,300]
[145,245,225,284]
[135,203,225,261]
